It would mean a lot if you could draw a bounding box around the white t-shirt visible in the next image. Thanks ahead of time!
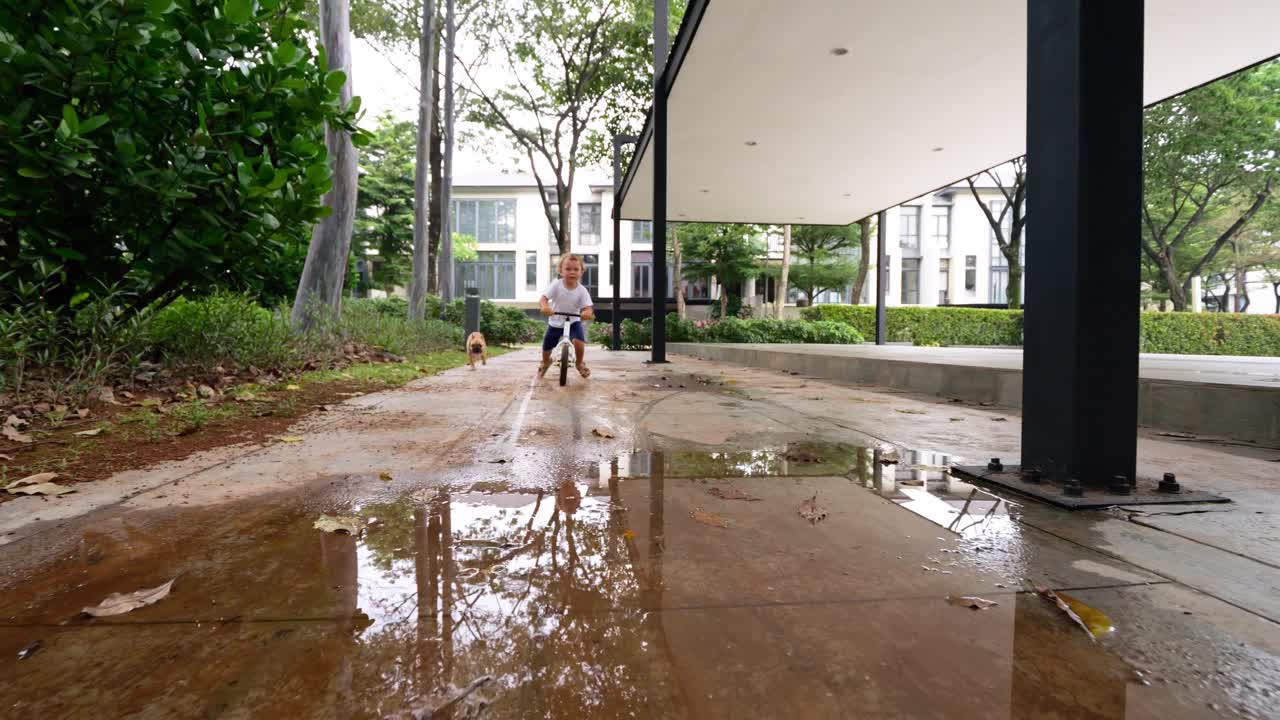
[543,280,593,328]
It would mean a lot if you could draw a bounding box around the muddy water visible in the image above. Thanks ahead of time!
[0,443,1270,718]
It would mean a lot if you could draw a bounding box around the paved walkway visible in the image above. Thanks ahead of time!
[671,343,1280,446]
[1,349,1277,718]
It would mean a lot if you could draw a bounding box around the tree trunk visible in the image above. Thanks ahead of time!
[1233,245,1249,312]
[1164,258,1188,311]
[673,227,685,320]
[407,0,438,320]
[1006,262,1024,309]
[776,224,791,319]
[720,282,728,320]
[437,0,456,305]
[427,39,444,294]
[1273,282,1280,314]
[851,218,871,305]
[291,0,358,330]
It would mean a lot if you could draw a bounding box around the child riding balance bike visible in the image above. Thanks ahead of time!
[538,254,594,384]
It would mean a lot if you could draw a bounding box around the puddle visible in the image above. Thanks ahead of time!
[0,444,1270,718]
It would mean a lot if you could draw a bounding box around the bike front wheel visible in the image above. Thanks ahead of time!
[559,343,570,386]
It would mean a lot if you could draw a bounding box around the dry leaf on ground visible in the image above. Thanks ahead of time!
[708,486,762,501]
[992,417,1009,422]
[798,493,829,523]
[1035,585,1114,640]
[6,472,59,489]
[8,482,75,496]
[947,595,998,610]
[276,436,304,443]
[234,393,257,402]
[6,414,28,429]
[74,428,103,437]
[314,515,362,534]
[0,453,12,461]
[691,509,729,528]
[82,578,176,617]
[591,427,615,439]
[17,640,40,660]
[285,384,301,391]
[379,471,393,481]
[896,409,927,415]
[77,408,91,419]
[2,426,33,444]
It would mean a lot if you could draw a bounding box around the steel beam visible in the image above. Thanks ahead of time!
[875,211,888,345]
[612,135,638,352]
[1022,0,1143,485]
[651,0,669,363]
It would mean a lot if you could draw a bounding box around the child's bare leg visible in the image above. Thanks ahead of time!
[538,351,552,377]
[573,340,590,377]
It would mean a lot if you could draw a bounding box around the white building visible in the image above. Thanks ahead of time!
[444,170,1026,310]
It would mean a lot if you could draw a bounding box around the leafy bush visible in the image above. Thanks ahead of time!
[340,299,462,357]
[801,305,1024,346]
[803,304,1280,356]
[148,293,300,371]
[592,313,862,349]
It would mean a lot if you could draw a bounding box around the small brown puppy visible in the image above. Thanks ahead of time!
[466,332,488,370]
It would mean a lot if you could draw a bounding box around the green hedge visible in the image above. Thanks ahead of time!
[589,314,864,350]
[444,298,541,346]
[800,305,1024,346]
[801,304,1280,356]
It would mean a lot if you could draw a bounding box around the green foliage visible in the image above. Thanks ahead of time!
[354,114,417,292]
[0,0,366,314]
[148,293,298,371]
[801,305,1025,347]
[1141,60,1280,309]
[590,313,863,349]
[1138,312,1280,356]
[780,224,862,303]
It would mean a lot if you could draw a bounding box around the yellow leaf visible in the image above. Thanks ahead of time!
[691,509,729,528]
[82,578,176,618]
[314,515,362,534]
[276,436,304,443]
[74,428,103,437]
[285,384,301,391]
[379,471,393,481]
[8,482,74,496]
[622,529,636,540]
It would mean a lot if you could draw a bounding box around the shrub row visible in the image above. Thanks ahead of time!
[589,314,864,350]
[801,304,1280,356]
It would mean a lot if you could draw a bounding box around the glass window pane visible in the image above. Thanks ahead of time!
[526,251,537,290]
[498,200,516,243]
[477,201,497,243]
[632,221,652,244]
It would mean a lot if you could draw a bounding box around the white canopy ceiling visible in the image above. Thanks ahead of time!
[617,0,1280,225]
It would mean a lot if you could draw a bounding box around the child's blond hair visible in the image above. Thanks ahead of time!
[558,254,584,274]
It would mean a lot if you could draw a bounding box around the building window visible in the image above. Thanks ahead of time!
[932,207,951,253]
[580,254,599,296]
[525,251,537,291]
[965,255,977,291]
[455,251,516,299]
[990,268,1009,304]
[899,207,920,251]
[939,258,950,305]
[452,199,516,244]
[632,251,652,297]
[631,221,652,244]
[683,276,710,300]
[578,203,601,246]
[900,258,920,305]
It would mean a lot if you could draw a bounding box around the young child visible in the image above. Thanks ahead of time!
[539,254,595,378]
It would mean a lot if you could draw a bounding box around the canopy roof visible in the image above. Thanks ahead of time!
[616,0,1279,225]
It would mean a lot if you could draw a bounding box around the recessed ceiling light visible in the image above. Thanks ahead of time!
[699,189,710,193]
[931,147,944,152]
[830,48,849,56]
[744,140,758,147]
[842,193,852,198]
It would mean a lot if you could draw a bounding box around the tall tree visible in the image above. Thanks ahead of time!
[1141,60,1280,311]
[354,115,416,293]
[407,0,437,318]
[775,225,792,318]
[852,217,873,305]
[785,224,861,306]
[967,157,1027,309]
[672,227,686,319]
[293,0,361,329]
[460,0,661,254]
[680,224,764,320]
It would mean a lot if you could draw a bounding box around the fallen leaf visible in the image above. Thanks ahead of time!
[314,515,362,535]
[234,393,257,402]
[708,486,761,501]
[285,384,301,391]
[621,529,636,540]
[798,493,829,523]
[992,417,1008,422]
[896,409,927,415]
[82,579,176,617]
[17,640,41,660]
[139,398,163,408]
[197,384,216,399]
[74,428,103,437]
[2,426,32,444]
[6,472,59,489]
[120,391,135,400]
[77,408,91,419]
[591,427,615,439]
[6,414,28,429]
[1036,585,1114,640]
[276,436,305,443]
[8,482,75,496]
[1157,431,1197,439]
[379,471,393,481]
[947,595,999,610]
[691,509,729,528]
[921,566,953,574]
[949,417,965,422]
[0,453,12,461]
[484,458,509,464]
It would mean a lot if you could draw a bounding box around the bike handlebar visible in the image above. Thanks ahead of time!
[552,311,581,318]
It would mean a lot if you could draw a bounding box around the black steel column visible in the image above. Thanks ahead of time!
[612,135,637,352]
[875,211,888,345]
[1023,0,1143,485]
[650,0,668,363]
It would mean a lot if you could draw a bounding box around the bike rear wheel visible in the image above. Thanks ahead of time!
[559,343,570,386]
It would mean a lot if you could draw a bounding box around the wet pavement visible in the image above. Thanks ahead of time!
[1,350,1278,719]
